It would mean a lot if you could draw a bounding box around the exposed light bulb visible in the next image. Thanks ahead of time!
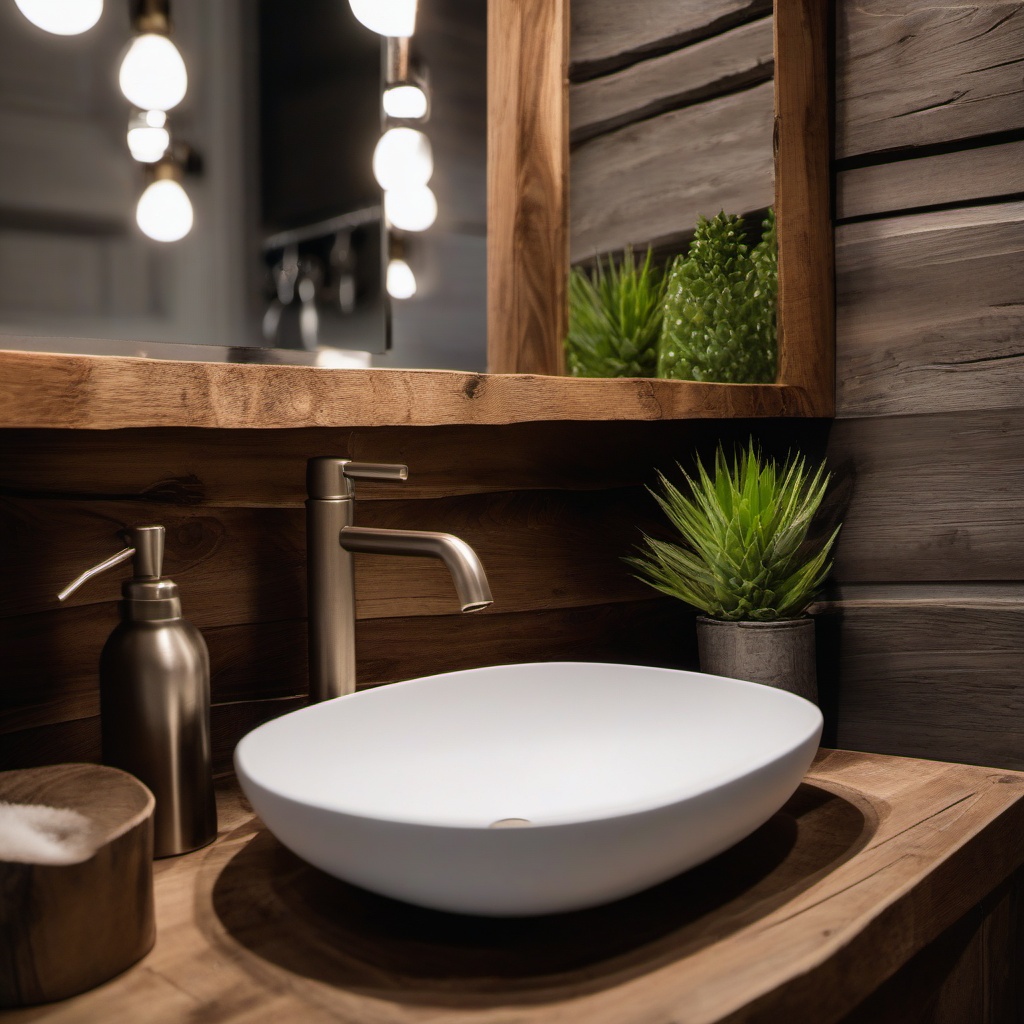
[372,128,432,192]
[348,0,417,37]
[136,178,193,242]
[383,84,428,120]
[386,258,417,300]
[14,0,103,35]
[384,186,437,233]
[119,34,188,112]
[127,112,170,163]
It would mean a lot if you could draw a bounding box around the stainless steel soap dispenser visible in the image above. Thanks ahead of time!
[58,526,217,857]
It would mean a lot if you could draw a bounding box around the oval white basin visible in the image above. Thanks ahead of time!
[235,662,823,916]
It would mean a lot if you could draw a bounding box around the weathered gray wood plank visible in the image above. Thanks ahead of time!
[826,409,1024,582]
[815,583,1024,770]
[836,141,1024,222]
[570,0,770,77]
[570,80,774,260]
[836,0,1024,159]
[570,17,773,143]
[835,201,1024,418]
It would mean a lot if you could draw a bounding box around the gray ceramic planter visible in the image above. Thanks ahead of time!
[696,616,817,704]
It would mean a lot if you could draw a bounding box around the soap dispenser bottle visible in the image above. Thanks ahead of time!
[58,526,217,857]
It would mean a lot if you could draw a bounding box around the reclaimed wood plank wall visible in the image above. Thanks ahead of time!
[825,0,1024,769]
[569,0,774,262]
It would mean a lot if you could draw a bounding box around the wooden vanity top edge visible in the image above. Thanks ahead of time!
[7,749,1024,1024]
[0,348,819,430]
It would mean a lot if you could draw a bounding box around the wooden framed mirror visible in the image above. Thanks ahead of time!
[0,0,833,427]
[489,0,834,417]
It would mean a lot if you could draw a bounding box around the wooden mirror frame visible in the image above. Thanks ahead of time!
[488,0,834,416]
[0,0,832,429]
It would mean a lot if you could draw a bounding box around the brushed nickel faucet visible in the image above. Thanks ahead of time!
[306,457,493,702]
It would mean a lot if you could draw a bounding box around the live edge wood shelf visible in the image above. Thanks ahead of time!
[0,349,824,430]
[10,750,1024,1024]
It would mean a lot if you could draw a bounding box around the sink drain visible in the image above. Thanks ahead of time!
[488,817,532,828]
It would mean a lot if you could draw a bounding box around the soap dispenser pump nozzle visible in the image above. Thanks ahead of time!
[57,525,166,601]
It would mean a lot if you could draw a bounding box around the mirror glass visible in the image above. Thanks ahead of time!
[0,0,487,369]
[568,1,777,383]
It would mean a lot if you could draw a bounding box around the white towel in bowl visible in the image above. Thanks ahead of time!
[0,802,99,865]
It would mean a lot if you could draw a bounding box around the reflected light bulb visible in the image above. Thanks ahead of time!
[136,178,193,242]
[14,0,103,34]
[372,128,432,191]
[383,85,428,120]
[119,34,188,112]
[384,186,437,232]
[386,258,417,300]
[127,114,170,163]
[348,0,416,37]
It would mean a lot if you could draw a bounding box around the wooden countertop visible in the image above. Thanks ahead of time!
[0,348,818,430]
[8,749,1024,1024]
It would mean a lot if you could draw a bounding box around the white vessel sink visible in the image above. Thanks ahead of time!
[235,662,822,916]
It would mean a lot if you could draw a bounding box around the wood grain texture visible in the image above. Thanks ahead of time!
[569,0,770,76]
[6,752,1024,1023]
[836,140,1024,222]
[815,584,1024,771]
[487,0,568,374]
[0,349,823,426]
[570,16,774,143]
[835,0,1024,159]
[773,0,835,417]
[571,81,776,261]
[827,410,1024,582]
[0,764,155,1008]
[835,201,1024,418]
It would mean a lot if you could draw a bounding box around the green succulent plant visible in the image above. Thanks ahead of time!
[626,441,840,621]
[657,209,777,383]
[564,248,666,378]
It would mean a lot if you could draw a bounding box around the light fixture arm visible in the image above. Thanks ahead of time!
[129,0,171,34]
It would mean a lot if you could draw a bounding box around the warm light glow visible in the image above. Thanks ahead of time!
[136,178,193,242]
[14,0,103,35]
[127,115,170,163]
[383,84,428,120]
[315,347,373,369]
[384,186,437,232]
[348,0,417,37]
[386,258,417,299]
[372,128,432,192]
[119,34,188,112]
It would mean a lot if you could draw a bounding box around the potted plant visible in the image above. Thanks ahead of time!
[626,441,840,703]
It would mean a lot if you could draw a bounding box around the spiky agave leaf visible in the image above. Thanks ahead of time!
[564,248,666,378]
[625,440,840,620]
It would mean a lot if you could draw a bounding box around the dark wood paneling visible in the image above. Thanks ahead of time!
[835,201,1024,419]
[836,140,1024,222]
[836,0,1024,159]
[569,0,770,76]
[828,411,1024,582]
[571,81,775,261]
[817,584,1024,771]
[570,16,773,143]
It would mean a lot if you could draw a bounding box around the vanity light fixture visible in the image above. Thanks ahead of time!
[384,185,437,233]
[136,159,193,242]
[14,0,103,35]
[348,0,417,38]
[382,83,428,121]
[119,0,187,112]
[126,109,170,164]
[372,127,433,191]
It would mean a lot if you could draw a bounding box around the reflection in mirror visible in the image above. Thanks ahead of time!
[0,0,486,370]
[568,1,777,383]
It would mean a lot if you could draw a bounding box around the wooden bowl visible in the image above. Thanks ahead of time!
[0,764,156,1007]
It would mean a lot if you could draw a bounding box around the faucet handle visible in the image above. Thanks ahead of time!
[307,457,408,499]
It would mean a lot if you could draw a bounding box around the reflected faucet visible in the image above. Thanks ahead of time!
[305,457,493,702]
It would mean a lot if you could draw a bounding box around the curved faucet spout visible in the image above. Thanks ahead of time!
[339,526,493,612]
